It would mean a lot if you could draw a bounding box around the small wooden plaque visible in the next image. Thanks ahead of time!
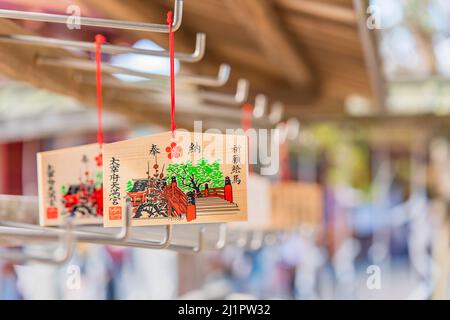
[103,131,248,227]
[232,178,323,231]
[37,144,103,226]
[230,173,271,230]
[271,181,323,229]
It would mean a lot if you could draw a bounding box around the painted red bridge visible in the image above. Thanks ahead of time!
[163,176,239,222]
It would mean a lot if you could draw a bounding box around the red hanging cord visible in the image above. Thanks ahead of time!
[167,11,176,137]
[242,103,253,173]
[241,103,253,132]
[95,34,106,151]
[279,123,291,181]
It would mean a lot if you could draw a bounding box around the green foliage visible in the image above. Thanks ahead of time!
[166,159,224,192]
[126,180,133,192]
[95,172,103,189]
[61,185,67,195]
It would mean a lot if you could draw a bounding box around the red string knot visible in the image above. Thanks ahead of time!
[95,34,106,46]
[167,11,173,26]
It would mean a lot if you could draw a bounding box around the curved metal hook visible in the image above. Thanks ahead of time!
[76,205,172,249]
[0,32,205,63]
[0,222,173,250]
[215,224,228,250]
[253,94,267,119]
[269,101,284,125]
[189,33,207,63]
[0,0,183,33]
[236,230,249,248]
[249,230,264,251]
[169,227,205,253]
[74,203,131,242]
[199,78,249,105]
[0,202,131,242]
[181,64,231,87]
[36,56,230,87]
[0,220,74,265]
[95,225,173,249]
[170,0,184,32]
[0,204,173,250]
[286,118,300,141]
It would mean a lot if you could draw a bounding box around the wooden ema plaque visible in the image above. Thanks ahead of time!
[103,131,248,227]
[271,182,323,229]
[228,177,323,231]
[230,173,271,230]
[37,144,103,226]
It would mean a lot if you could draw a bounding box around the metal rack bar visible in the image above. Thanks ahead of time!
[0,202,131,242]
[269,101,285,124]
[3,222,215,252]
[168,227,205,253]
[249,230,264,250]
[66,203,131,242]
[0,0,183,33]
[253,94,268,118]
[214,224,227,250]
[74,74,166,93]
[0,32,205,63]
[120,91,244,120]
[36,56,231,87]
[199,79,249,105]
[0,221,174,252]
[0,202,209,256]
[236,230,249,248]
[80,225,173,250]
[0,220,74,265]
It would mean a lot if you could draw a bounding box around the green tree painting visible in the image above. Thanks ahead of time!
[95,172,103,189]
[126,180,133,192]
[166,159,224,193]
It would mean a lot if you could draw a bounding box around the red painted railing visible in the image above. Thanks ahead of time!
[164,176,234,222]
[163,178,196,222]
[198,177,233,203]
[198,187,225,198]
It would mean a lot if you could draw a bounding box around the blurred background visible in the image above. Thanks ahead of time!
[1,0,450,300]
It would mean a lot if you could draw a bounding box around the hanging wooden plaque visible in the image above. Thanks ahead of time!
[37,144,103,226]
[271,181,323,229]
[231,179,323,231]
[103,131,248,227]
[230,173,271,230]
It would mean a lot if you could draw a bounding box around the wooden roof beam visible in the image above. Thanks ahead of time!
[353,0,386,112]
[278,0,357,24]
[226,0,313,88]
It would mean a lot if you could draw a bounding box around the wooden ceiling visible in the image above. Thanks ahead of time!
[0,0,377,130]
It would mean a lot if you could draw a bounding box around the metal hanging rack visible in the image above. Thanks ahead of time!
[0,32,206,63]
[269,101,285,125]
[253,94,268,119]
[79,76,245,106]
[36,56,231,87]
[0,0,298,263]
[75,75,166,93]
[236,229,249,248]
[0,219,74,265]
[249,230,265,251]
[0,222,210,257]
[252,95,285,125]
[0,0,184,33]
[285,117,300,141]
[214,224,228,250]
[199,79,249,105]
[0,200,234,264]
